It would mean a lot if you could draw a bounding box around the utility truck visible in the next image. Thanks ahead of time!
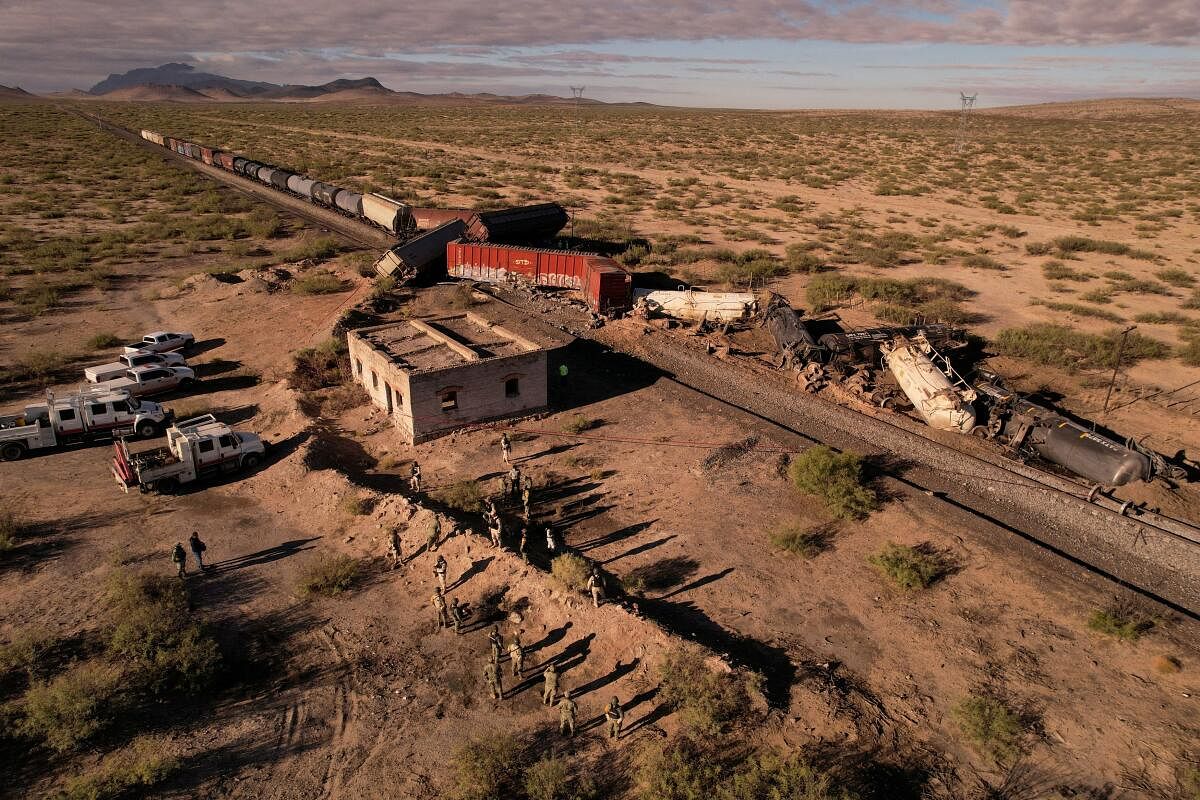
[122,331,195,355]
[85,351,188,384]
[93,365,196,397]
[0,389,171,461]
[112,414,265,493]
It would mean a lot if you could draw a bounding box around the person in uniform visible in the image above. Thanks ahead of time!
[433,554,448,593]
[484,658,503,700]
[432,590,449,630]
[409,461,421,493]
[171,542,187,578]
[488,625,503,664]
[449,597,464,634]
[500,432,512,465]
[542,663,558,705]
[387,528,403,570]
[605,696,624,739]
[508,634,524,677]
[188,531,208,571]
[587,568,604,608]
[426,516,442,553]
[558,690,577,738]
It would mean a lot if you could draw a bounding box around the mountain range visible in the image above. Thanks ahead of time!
[81,62,612,105]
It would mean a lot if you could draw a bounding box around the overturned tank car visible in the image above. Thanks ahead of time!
[881,334,977,433]
[973,371,1183,487]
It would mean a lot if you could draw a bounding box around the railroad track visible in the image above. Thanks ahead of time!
[83,109,1200,616]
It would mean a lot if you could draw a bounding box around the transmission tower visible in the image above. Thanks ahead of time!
[954,92,977,154]
[570,85,585,110]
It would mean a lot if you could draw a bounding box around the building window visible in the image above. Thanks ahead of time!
[440,390,458,412]
[355,359,363,375]
[505,377,520,398]
[371,371,378,389]
[393,387,403,408]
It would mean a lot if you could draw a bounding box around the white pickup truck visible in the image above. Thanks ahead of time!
[122,331,195,355]
[94,365,196,397]
[85,351,188,384]
[112,414,266,493]
[0,389,171,461]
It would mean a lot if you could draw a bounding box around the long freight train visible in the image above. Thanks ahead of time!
[137,128,569,244]
[138,129,629,311]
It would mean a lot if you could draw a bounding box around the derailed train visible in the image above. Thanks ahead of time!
[137,128,570,245]
[764,296,1183,489]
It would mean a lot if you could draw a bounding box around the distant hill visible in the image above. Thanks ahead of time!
[983,97,1200,119]
[95,84,214,102]
[82,62,628,106]
[89,63,276,96]
[0,84,34,98]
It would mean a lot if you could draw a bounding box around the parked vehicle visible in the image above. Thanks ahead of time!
[94,365,196,397]
[122,331,195,355]
[0,389,171,461]
[84,351,187,384]
[112,414,266,493]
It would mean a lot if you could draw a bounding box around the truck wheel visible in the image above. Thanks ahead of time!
[242,453,262,470]
[154,477,179,493]
[135,421,158,439]
[0,442,26,461]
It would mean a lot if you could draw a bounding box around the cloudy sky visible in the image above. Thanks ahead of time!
[3,0,1198,107]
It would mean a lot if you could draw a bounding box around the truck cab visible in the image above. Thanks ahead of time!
[0,390,170,460]
[95,365,196,397]
[85,351,188,384]
[122,331,195,355]
[112,414,266,492]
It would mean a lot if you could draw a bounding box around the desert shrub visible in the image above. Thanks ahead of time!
[788,446,878,521]
[293,270,347,295]
[286,235,341,262]
[20,663,121,752]
[868,543,945,590]
[1155,268,1195,287]
[1183,288,1200,310]
[339,494,373,516]
[290,338,349,391]
[1041,260,1091,282]
[432,480,485,513]
[86,332,122,350]
[994,324,1171,370]
[1034,300,1124,323]
[550,553,592,594]
[562,414,598,434]
[452,734,524,800]
[296,554,360,598]
[962,253,1005,270]
[0,627,56,679]
[1181,339,1200,368]
[523,756,596,800]
[106,571,220,693]
[55,736,179,800]
[769,523,827,558]
[6,349,66,383]
[658,647,756,735]
[637,736,723,800]
[717,751,850,800]
[806,275,858,311]
[784,243,828,273]
[952,695,1026,763]
[1087,608,1153,642]
[246,208,283,239]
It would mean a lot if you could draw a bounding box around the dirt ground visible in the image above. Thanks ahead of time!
[2,99,1198,798]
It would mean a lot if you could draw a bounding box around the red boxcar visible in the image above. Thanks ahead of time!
[217,153,235,170]
[584,258,633,313]
[199,146,215,165]
[446,241,593,287]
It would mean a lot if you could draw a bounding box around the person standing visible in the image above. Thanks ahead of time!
[508,634,524,677]
[171,542,187,578]
[484,658,503,700]
[434,554,448,593]
[518,525,529,563]
[449,597,464,635]
[188,531,208,571]
[500,432,512,465]
[587,567,604,608]
[545,526,558,556]
[542,663,558,705]
[409,461,421,493]
[427,516,442,553]
[488,625,504,665]
[558,690,577,738]
[387,527,403,570]
[432,590,449,630]
[605,696,624,739]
